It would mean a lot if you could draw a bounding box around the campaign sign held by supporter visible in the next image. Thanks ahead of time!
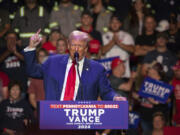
[97,56,119,72]
[39,101,128,129]
[129,112,140,129]
[139,77,173,103]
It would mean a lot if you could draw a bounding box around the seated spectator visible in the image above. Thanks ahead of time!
[143,112,165,135]
[56,38,68,54]
[142,32,177,81]
[109,58,136,98]
[102,14,134,78]
[28,48,48,111]
[134,15,157,58]
[0,31,27,96]
[0,71,9,102]
[0,81,34,135]
[123,0,150,39]
[172,60,180,127]
[42,28,63,54]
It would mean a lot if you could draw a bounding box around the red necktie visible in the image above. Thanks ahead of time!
[64,61,76,100]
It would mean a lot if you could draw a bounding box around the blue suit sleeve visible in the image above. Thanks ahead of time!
[98,67,116,100]
[23,50,44,78]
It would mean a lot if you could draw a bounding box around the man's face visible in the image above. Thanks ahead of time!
[110,18,122,32]
[112,63,125,77]
[68,39,88,61]
[145,17,156,32]
[153,116,164,130]
[156,37,167,47]
[81,15,93,27]
[10,85,21,101]
[6,33,17,46]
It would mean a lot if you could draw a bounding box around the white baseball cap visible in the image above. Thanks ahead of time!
[156,20,169,32]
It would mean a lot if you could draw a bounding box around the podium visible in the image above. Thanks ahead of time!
[38,101,128,130]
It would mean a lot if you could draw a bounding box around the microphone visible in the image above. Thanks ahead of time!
[74,52,79,64]
[74,52,84,100]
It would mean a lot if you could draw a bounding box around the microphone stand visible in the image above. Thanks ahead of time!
[74,52,84,101]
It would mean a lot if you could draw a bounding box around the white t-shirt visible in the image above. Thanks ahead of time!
[103,31,134,78]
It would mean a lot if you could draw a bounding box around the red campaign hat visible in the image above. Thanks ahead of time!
[88,39,100,54]
[111,58,124,70]
[173,60,180,70]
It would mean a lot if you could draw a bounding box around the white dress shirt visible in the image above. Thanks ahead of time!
[60,57,84,101]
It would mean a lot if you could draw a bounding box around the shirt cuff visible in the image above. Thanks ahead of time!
[24,47,36,52]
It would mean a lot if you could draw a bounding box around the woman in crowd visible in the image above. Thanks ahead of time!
[0,81,34,135]
[143,112,165,135]
[123,0,150,39]
[133,62,169,134]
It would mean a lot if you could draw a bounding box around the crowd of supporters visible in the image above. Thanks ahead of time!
[0,0,180,135]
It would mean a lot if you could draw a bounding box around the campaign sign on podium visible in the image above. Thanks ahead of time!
[39,101,128,129]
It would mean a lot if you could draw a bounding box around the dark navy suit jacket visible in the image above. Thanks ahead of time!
[23,50,116,100]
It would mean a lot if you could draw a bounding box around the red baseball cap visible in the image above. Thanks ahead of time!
[88,39,100,54]
[173,60,180,70]
[111,58,124,70]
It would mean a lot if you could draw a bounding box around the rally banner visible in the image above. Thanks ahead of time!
[97,56,119,72]
[139,77,173,103]
[129,112,140,129]
[39,101,128,130]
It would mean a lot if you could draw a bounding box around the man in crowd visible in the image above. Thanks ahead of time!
[134,15,157,58]
[142,32,177,81]
[102,14,134,78]
[109,58,136,98]
[49,0,82,37]
[0,31,27,95]
[12,0,49,48]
